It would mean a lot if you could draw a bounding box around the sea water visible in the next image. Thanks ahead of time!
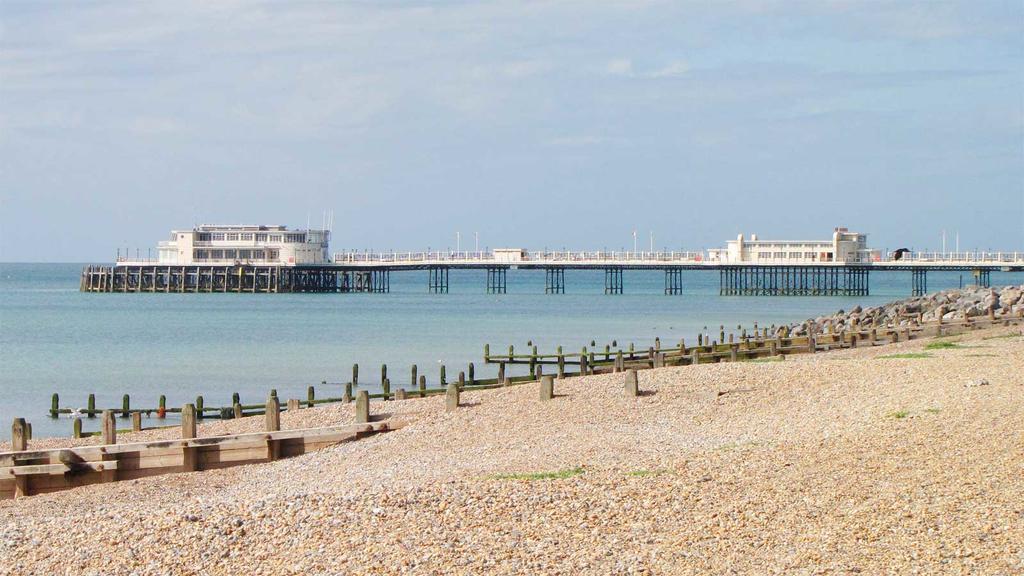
[2,263,1020,438]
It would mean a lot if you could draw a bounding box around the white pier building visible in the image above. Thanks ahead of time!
[706,228,876,264]
[152,225,330,266]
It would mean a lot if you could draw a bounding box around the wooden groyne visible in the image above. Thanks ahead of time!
[2,400,395,500]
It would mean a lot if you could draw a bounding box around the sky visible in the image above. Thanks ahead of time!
[1,0,1022,262]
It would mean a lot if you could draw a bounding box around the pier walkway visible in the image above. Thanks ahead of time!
[82,250,1024,296]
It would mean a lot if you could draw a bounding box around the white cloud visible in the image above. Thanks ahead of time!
[604,58,690,79]
[649,60,690,78]
[605,58,634,76]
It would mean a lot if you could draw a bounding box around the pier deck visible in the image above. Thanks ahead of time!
[82,250,1024,296]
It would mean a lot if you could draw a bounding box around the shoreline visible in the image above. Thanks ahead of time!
[1,319,1022,572]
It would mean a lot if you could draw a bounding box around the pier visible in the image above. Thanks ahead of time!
[83,250,1024,296]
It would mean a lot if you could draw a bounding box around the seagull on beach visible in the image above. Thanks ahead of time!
[69,408,84,419]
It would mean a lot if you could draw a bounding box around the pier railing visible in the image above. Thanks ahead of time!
[332,250,706,265]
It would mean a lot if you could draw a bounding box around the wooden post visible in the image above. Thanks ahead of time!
[625,369,638,397]
[308,385,317,408]
[11,418,27,451]
[395,388,407,401]
[10,418,28,496]
[382,378,391,401]
[355,390,369,423]
[498,362,506,382]
[468,363,475,386]
[287,398,301,411]
[50,393,59,418]
[344,382,353,403]
[101,410,116,445]
[195,395,204,420]
[503,377,511,387]
[182,403,197,439]
[352,363,359,388]
[483,344,490,361]
[87,393,96,418]
[419,375,427,398]
[131,412,142,432]
[263,396,280,462]
[121,394,130,418]
[691,348,700,365]
[264,397,280,432]
[158,394,166,418]
[579,354,588,376]
[440,365,447,387]
[445,383,460,412]
[73,418,83,439]
[232,392,241,405]
[648,346,655,368]
[411,364,418,391]
[233,403,243,419]
[381,364,387,387]
[539,375,554,401]
[808,335,817,353]
[729,346,738,363]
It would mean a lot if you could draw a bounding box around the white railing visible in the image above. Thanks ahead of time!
[331,250,706,264]
[881,252,1024,264]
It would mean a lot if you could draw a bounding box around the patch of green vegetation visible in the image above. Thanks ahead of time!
[889,410,910,419]
[924,407,941,414]
[627,469,670,477]
[490,467,585,481]
[878,352,933,359]
[925,341,962,350]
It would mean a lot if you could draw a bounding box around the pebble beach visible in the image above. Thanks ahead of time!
[2,324,1022,575]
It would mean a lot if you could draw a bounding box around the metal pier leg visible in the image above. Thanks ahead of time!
[604,267,623,295]
[911,268,927,296]
[487,267,507,294]
[545,267,564,294]
[664,268,682,295]
[429,267,449,294]
[973,268,990,288]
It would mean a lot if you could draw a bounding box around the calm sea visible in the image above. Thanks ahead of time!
[2,263,1020,438]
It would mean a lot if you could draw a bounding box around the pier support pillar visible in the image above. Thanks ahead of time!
[486,267,507,294]
[973,268,990,288]
[545,267,565,294]
[911,268,927,297]
[604,267,623,295]
[428,266,449,294]
[664,268,683,295]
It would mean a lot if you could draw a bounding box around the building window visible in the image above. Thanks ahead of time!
[211,233,225,241]
[256,233,268,242]
[267,249,279,261]
[773,252,785,259]
[226,233,239,241]
[240,233,253,241]
[269,235,282,242]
